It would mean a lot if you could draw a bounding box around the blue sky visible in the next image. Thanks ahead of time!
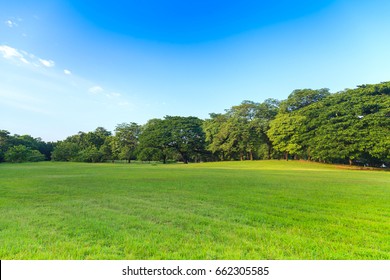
[1,0,390,141]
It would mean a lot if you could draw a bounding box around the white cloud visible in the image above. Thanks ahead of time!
[0,45,29,64]
[89,86,104,94]
[39,58,55,68]
[0,45,57,69]
[5,19,17,28]
[64,69,72,75]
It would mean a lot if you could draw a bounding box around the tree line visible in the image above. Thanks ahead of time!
[1,81,389,166]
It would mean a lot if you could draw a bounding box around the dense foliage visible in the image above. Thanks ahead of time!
[1,82,389,166]
[0,131,51,163]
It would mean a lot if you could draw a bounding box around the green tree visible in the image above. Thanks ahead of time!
[268,88,330,160]
[203,113,230,160]
[309,83,390,165]
[84,127,112,150]
[255,99,280,159]
[139,116,206,164]
[51,141,80,161]
[138,118,173,164]
[280,88,330,113]
[204,99,279,161]
[4,145,45,163]
[99,136,115,162]
[267,113,306,160]
[164,116,206,163]
[0,130,11,162]
[76,146,103,163]
[114,122,141,163]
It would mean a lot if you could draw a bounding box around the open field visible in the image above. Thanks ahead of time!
[0,161,389,259]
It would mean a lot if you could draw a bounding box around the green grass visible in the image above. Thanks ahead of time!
[0,161,389,260]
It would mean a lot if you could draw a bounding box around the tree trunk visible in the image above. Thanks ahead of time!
[181,152,189,164]
[267,145,272,160]
[285,152,289,161]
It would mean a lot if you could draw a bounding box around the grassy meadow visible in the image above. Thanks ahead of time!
[0,161,389,260]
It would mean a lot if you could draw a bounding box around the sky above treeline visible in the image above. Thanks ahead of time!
[1,0,390,141]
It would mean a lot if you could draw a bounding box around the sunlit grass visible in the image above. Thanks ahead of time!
[0,161,389,259]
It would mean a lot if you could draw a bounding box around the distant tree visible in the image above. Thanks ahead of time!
[9,134,53,160]
[99,136,115,162]
[51,127,112,162]
[138,118,173,164]
[226,101,260,160]
[4,145,45,163]
[280,88,330,113]
[84,127,112,150]
[255,99,280,159]
[308,83,390,165]
[268,88,330,160]
[203,113,231,160]
[164,116,206,163]
[137,147,161,162]
[28,150,46,162]
[267,113,306,160]
[0,130,11,162]
[139,116,206,164]
[51,141,80,161]
[114,122,141,163]
[76,145,102,163]
[204,99,279,160]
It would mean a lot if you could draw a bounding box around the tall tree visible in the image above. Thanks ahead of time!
[309,83,390,165]
[203,113,230,160]
[164,116,206,164]
[268,88,330,160]
[114,122,141,163]
[267,113,306,160]
[139,116,206,164]
[204,99,279,160]
[138,118,172,164]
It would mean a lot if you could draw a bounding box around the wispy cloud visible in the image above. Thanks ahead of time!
[5,19,18,28]
[39,58,55,67]
[0,44,57,69]
[88,85,104,94]
[0,91,50,115]
[0,45,29,64]
[1,44,134,120]
[87,86,131,107]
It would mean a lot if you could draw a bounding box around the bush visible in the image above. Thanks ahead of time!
[4,145,45,163]
[29,150,46,162]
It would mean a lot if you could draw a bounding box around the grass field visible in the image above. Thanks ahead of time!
[0,161,389,260]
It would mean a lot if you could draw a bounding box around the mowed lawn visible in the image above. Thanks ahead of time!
[0,161,389,260]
